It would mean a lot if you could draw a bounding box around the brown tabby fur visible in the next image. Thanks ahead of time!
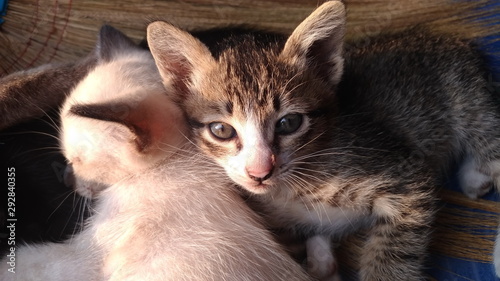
[147,1,500,280]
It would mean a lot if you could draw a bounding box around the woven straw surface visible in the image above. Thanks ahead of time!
[0,0,495,76]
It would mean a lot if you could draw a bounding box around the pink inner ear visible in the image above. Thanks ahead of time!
[157,54,190,91]
[170,59,191,99]
[125,93,187,153]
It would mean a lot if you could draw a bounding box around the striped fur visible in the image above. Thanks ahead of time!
[148,1,500,280]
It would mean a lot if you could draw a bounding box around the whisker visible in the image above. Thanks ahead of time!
[291,159,368,176]
[46,191,77,223]
[291,152,367,163]
[12,147,62,159]
[286,174,314,212]
[290,132,327,156]
[290,170,358,230]
[0,130,62,142]
[286,173,338,226]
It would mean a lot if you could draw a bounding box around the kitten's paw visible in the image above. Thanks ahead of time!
[306,235,340,280]
[458,157,492,199]
[489,160,500,191]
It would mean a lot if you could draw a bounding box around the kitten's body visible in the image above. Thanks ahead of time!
[0,48,98,252]
[0,26,312,281]
[147,1,500,280]
[0,56,96,130]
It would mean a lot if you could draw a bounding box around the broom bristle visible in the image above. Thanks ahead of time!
[1,0,498,76]
[346,0,499,39]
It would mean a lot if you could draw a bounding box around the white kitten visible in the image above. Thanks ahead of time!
[0,26,312,281]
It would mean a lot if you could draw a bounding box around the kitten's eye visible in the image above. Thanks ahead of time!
[275,114,303,135]
[209,122,236,140]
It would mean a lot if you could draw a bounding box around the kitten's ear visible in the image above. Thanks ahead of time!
[96,25,139,61]
[280,1,346,85]
[69,93,184,154]
[147,21,216,97]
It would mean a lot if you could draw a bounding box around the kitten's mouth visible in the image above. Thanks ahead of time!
[232,175,275,194]
[244,181,273,194]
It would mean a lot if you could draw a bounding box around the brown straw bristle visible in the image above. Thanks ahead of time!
[346,0,500,41]
[432,191,500,263]
[1,0,498,76]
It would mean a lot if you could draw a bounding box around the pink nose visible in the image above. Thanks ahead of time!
[246,154,275,182]
[246,167,273,181]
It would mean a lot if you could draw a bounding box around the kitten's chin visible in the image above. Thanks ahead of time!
[240,182,273,195]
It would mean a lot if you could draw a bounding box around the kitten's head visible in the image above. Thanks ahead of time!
[61,26,187,196]
[148,1,345,193]
[148,1,345,195]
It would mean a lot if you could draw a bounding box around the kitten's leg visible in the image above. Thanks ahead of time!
[360,194,433,281]
[488,160,500,277]
[306,235,342,281]
[458,155,493,199]
[463,139,500,276]
[458,156,500,276]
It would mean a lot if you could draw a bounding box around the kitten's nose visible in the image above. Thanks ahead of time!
[247,167,274,182]
[246,154,275,183]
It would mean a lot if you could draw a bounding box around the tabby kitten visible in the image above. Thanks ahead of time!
[147,1,500,280]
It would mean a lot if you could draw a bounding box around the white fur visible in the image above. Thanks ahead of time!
[60,50,187,189]
[264,193,373,236]
[306,235,341,281]
[458,155,492,199]
[0,29,312,281]
[226,119,275,192]
[488,160,500,189]
[458,157,500,277]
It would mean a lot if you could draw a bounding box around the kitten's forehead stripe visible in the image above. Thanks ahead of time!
[209,104,222,114]
[273,96,281,112]
[225,101,233,115]
[218,40,290,114]
[257,97,266,107]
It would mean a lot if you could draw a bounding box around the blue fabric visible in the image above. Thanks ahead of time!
[428,174,500,280]
[0,0,8,25]
[430,254,497,281]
